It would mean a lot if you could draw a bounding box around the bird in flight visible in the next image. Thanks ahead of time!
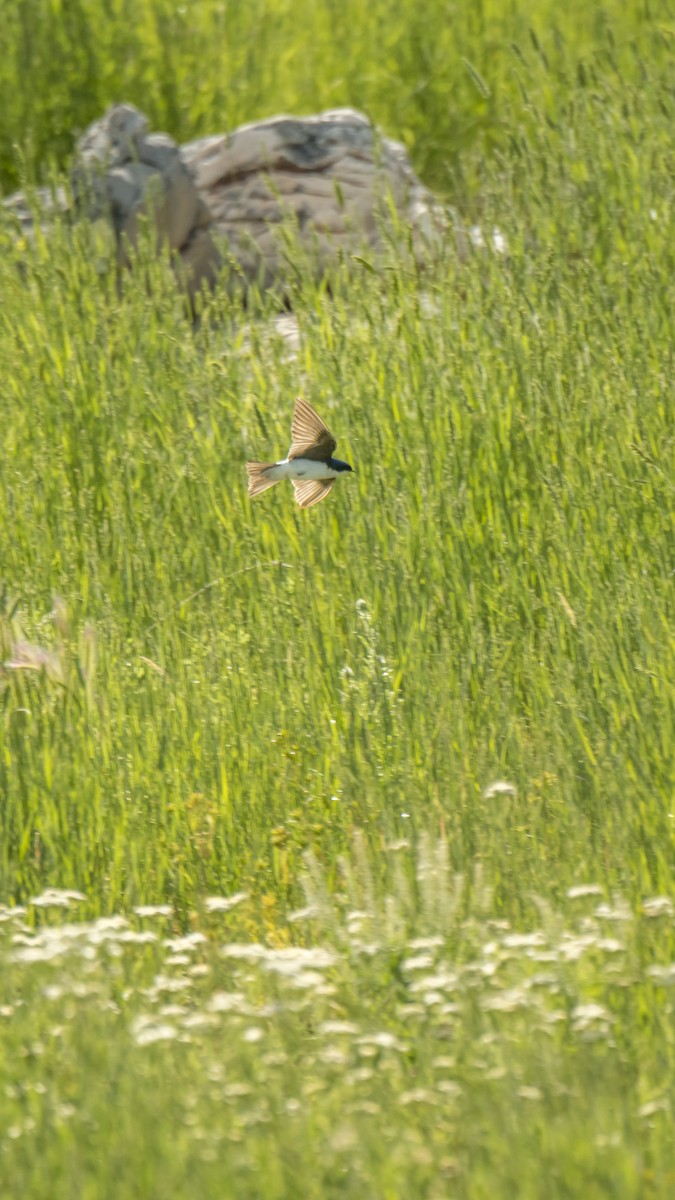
[246,398,354,508]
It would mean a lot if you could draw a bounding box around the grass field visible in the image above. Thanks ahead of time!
[1,0,674,1195]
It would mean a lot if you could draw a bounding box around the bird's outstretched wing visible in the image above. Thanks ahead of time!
[292,479,334,508]
[288,397,337,462]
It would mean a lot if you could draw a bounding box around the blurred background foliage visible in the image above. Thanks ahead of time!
[0,0,671,202]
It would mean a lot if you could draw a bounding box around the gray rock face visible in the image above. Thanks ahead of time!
[2,185,69,240]
[3,103,449,298]
[181,108,445,289]
[71,103,220,298]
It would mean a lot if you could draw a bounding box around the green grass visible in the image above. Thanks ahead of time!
[0,0,671,197]
[1,0,675,1195]
[2,860,675,1198]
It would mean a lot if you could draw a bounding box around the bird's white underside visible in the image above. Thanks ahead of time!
[265,457,340,482]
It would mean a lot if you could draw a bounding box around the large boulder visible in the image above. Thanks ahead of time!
[3,104,453,298]
[181,108,446,289]
[71,103,220,299]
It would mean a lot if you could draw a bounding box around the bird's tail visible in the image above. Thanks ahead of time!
[246,462,279,498]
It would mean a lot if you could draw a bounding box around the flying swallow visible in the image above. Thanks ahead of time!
[246,397,354,508]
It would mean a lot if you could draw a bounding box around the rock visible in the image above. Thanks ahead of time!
[3,104,453,300]
[182,108,446,290]
[175,226,221,295]
[71,103,220,299]
[2,185,69,241]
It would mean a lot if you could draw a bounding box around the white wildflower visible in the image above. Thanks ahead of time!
[482,780,517,799]
[204,892,248,914]
[642,897,674,918]
[30,889,86,909]
[567,884,603,899]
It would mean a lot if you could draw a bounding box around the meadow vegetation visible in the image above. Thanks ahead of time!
[0,0,674,1194]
